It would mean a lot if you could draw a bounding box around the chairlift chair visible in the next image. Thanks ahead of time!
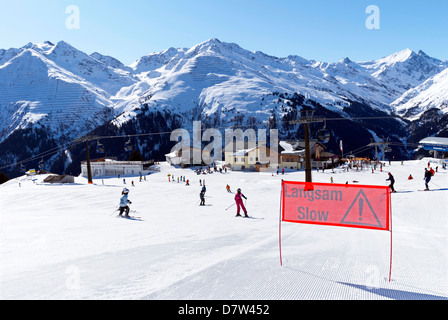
[38,158,45,170]
[317,119,330,144]
[317,129,330,143]
[124,138,133,152]
[96,141,105,154]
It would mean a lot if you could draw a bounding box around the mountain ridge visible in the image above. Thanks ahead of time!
[0,38,447,176]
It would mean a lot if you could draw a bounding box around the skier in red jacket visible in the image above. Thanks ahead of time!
[235,188,248,217]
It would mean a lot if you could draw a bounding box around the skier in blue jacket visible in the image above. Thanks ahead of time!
[119,188,132,217]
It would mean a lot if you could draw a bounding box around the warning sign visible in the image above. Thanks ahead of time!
[281,181,390,231]
[340,189,384,228]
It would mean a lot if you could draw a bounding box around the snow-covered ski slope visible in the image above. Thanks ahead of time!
[0,159,446,300]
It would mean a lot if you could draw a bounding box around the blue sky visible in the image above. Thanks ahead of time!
[0,0,447,65]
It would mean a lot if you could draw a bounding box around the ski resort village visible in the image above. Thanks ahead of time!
[0,133,447,300]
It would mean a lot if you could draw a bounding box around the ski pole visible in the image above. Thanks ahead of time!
[430,180,440,188]
[111,206,119,216]
[225,203,235,211]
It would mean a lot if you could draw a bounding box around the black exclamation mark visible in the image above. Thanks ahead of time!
[359,198,364,221]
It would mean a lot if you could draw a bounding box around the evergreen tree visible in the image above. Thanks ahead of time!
[129,150,143,161]
[0,172,9,184]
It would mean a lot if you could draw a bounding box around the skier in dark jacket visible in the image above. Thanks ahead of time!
[199,190,205,206]
[386,172,395,192]
[424,168,433,190]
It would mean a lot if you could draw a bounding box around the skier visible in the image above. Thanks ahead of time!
[234,188,248,217]
[199,190,205,206]
[119,188,132,217]
[386,172,395,193]
[226,184,231,193]
[424,168,433,190]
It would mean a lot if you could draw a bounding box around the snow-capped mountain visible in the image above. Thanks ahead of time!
[116,40,448,123]
[392,66,448,120]
[358,49,447,93]
[0,45,115,142]
[0,39,447,176]
[37,41,138,95]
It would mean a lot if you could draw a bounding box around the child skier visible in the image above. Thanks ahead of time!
[234,188,248,217]
[119,188,132,217]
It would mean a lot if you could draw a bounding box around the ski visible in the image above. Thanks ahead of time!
[235,215,263,220]
[117,215,143,221]
[243,216,264,220]
[125,216,143,221]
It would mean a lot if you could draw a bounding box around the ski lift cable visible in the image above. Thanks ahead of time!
[0,139,85,171]
[346,144,375,156]
[85,115,403,141]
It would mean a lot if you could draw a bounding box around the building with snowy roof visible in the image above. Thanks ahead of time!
[165,147,211,167]
[224,144,279,172]
[80,159,154,177]
[43,175,75,184]
[278,140,337,170]
[419,137,448,158]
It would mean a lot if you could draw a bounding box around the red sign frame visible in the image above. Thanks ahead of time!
[281,180,391,231]
[279,180,393,281]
